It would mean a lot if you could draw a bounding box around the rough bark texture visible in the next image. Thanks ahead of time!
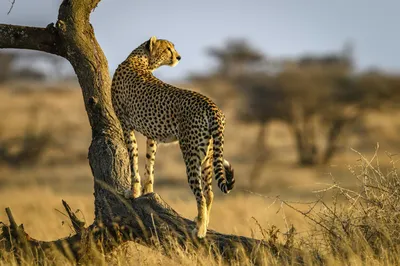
[0,0,296,264]
[56,0,132,224]
[0,23,61,55]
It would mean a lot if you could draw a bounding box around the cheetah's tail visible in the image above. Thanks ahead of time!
[211,125,235,194]
[223,159,235,192]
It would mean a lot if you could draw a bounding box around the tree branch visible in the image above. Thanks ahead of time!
[62,200,85,234]
[0,23,62,56]
[56,0,122,137]
[7,0,15,15]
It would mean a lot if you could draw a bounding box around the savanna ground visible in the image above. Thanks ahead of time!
[1,81,400,265]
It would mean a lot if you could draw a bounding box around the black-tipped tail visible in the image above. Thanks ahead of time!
[223,160,235,192]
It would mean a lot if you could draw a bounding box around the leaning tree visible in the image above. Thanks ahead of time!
[0,1,297,264]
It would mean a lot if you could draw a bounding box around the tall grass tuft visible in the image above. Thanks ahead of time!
[284,145,400,265]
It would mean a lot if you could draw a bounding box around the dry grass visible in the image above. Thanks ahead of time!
[1,84,400,264]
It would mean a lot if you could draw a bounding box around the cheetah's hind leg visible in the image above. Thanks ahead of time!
[201,143,214,227]
[181,138,209,238]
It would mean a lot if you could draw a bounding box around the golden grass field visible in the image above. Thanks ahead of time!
[1,82,400,265]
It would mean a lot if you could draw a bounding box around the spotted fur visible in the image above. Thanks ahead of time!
[111,36,235,238]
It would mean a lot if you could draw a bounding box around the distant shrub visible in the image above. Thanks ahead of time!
[0,105,54,167]
[282,145,400,265]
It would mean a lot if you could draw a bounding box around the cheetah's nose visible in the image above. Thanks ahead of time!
[176,55,181,61]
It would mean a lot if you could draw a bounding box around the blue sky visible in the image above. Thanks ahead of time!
[1,0,399,81]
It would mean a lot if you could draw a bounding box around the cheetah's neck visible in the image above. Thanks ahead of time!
[123,42,154,72]
[125,55,150,71]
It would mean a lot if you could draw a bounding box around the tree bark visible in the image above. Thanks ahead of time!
[0,0,291,264]
[0,24,62,55]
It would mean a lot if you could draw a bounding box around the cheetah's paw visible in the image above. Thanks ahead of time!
[123,189,133,199]
[123,189,141,199]
[192,227,206,239]
[193,217,207,239]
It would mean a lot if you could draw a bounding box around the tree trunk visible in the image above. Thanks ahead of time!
[249,122,268,190]
[0,1,298,264]
[289,104,318,166]
[293,126,318,166]
[321,106,360,165]
[321,119,345,165]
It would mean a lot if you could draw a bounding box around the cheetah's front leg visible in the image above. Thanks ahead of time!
[142,138,157,194]
[122,126,142,198]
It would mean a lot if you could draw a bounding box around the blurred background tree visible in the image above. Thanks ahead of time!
[189,39,400,191]
[206,38,265,77]
[0,52,16,83]
[0,50,75,85]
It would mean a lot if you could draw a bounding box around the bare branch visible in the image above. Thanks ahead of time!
[5,208,17,232]
[0,23,62,56]
[7,0,15,15]
[62,200,85,234]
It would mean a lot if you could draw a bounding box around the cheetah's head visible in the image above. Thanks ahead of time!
[146,36,181,70]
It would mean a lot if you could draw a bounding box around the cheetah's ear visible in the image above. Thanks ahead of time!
[146,36,157,53]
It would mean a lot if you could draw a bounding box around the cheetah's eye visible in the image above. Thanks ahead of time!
[167,47,172,53]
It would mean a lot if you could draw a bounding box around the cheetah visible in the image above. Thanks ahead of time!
[111,36,235,238]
